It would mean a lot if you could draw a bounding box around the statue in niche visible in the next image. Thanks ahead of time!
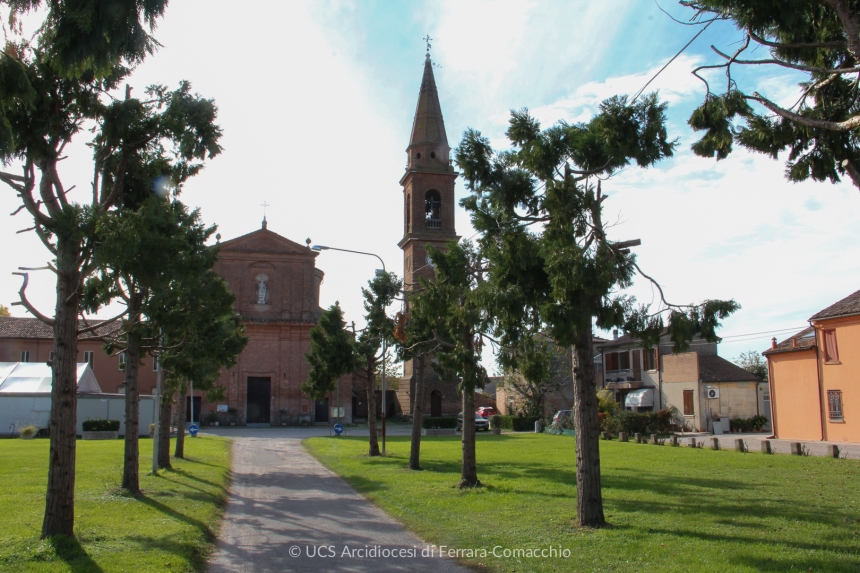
[255,274,269,305]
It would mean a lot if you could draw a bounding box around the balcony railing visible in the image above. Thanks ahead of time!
[425,218,441,229]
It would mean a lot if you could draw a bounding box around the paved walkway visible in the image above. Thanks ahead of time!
[206,427,469,573]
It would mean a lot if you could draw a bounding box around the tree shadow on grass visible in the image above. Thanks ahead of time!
[48,534,105,573]
[125,534,208,572]
[167,467,225,490]
[135,493,215,542]
[732,552,860,573]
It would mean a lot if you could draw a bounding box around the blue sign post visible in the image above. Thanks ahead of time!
[188,424,199,437]
[333,423,344,436]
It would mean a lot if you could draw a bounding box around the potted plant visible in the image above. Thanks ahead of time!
[227,408,238,426]
[279,409,290,427]
[490,415,502,435]
[19,425,38,440]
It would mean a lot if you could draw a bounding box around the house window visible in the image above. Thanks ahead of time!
[618,351,630,370]
[20,350,30,362]
[643,348,657,371]
[83,351,94,366]
[683,390,695,416]
[425,190,441,228]
[118,351,126,371]
[827,390,843,421]
[823,330,839,363]
[605,352,618,371]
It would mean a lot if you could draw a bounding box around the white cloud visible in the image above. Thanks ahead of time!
[529,54,706,127]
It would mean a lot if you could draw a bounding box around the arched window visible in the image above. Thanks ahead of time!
[406,198,411,232]
[425,190,441,228]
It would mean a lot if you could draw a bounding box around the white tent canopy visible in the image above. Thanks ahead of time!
[0,362,101,394]
[625,388,654,409]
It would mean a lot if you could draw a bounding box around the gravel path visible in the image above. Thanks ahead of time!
[206,430,469,573]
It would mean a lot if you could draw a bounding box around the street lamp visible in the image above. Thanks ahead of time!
[312,244,390,454]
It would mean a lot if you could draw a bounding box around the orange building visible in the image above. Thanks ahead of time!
[765,288,860,443]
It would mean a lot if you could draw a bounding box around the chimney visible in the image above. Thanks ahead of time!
[791,337,797,348]
[771,337,777,350]
[612,329,618,340]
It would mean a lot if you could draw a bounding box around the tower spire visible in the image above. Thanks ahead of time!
[407,46,450,168]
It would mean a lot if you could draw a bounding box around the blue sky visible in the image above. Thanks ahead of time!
[1,0,858,368]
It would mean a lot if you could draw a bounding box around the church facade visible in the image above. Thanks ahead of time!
[198,223,355,425]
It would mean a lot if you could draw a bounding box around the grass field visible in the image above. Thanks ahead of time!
[0,436,231,573]
[306,433,860,573]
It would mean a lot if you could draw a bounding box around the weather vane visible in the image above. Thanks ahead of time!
[424,34,432,55]
[261,201,270,217]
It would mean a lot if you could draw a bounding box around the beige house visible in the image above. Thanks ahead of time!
[662,353,764,432]
[598,329,765,432]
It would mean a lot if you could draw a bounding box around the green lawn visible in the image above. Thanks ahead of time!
[0,436,231,573]
[306,433,860,573]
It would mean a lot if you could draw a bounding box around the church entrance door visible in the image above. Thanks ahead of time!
[247,377,271,424]
[315,398,329,423]
[430,390,442,417]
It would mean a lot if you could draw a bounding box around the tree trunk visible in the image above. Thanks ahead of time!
[572,328,605,527]
[121,292,142,493]
[459,387,481,488]
[157,392,172,470]
[366,359,380,457]
[41,237,81,539]
[174,384,187,459]
[408,354,426,470]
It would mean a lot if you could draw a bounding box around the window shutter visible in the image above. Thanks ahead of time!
[683,390,695,416]
[824,330,839,362]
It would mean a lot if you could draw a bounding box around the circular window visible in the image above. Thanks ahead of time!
[430,151,436,158]
[416,152,421,159]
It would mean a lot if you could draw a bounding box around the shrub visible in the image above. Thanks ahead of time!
[651,409,673,432]
[490,415,504,429]
[19,425,38,439]
[82,419,120,432]
[617,411,651,435]
[751,415,768,431]
[422,416,457,429]
[599,413,621,434]
[597,389,618,416]
[495,415,514,430]
[511,416,540,432]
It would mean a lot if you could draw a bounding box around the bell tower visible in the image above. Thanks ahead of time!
[398,52,459,295]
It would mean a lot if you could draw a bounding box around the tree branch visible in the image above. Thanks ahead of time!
[10,272,55,326]
[749,91,860,131]
[818,0,860,64]
[77,311,127,336]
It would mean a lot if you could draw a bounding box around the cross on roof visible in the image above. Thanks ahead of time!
[424,35,432,54]
[261,201,270,217]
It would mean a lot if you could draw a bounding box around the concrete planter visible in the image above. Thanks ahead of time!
[492,427,502,435]
[422,428,456,436]
[561,429,576,436]
[83,430,118,440]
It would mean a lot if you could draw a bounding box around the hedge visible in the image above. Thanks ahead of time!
[422,416,457,429]
[493,415,540,431]
[82,419,120,432]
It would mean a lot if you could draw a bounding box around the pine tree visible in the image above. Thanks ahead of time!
[417,242,489,487]
[682,0,860,191]
[455,97,738,525]
[0,0,209,538]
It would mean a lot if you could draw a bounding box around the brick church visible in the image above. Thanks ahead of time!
[194,52,468,425]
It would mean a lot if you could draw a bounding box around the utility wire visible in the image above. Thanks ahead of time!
[631,18,715,103]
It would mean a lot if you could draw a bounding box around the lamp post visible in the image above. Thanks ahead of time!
[311,245,389,454]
